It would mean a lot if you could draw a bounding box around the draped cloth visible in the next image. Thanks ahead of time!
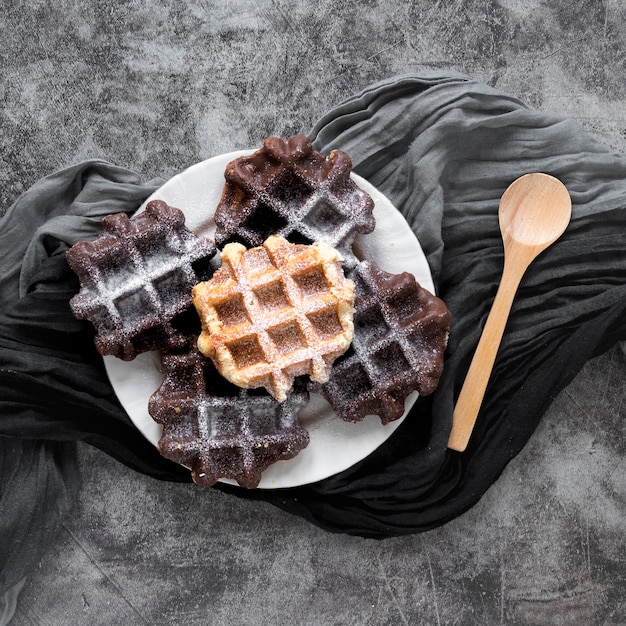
[2,73,625,604]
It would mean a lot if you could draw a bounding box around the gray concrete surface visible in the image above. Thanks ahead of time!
[2,1,625,624]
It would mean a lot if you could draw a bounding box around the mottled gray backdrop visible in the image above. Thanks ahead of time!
[2,1,625,624]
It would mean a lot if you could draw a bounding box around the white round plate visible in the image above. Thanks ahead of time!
[104,150,434,489]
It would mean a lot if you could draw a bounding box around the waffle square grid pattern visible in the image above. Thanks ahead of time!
[67,200,216,360]
[148,344,310,489]
[192,235,355,403]
[214,135,375,269]
[318,261,451,425]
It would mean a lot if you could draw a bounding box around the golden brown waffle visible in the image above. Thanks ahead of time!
[214,134,375,269]
[148,342,309,489]
[192,235,355,402]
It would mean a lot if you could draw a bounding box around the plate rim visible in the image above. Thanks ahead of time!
[103,149,434,489]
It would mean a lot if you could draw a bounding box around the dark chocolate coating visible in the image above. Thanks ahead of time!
[149,342,310,489]
[214,134,375,269]
[66,200,216,360]
[318,260,450,425]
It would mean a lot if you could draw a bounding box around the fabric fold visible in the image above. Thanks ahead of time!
[0,578,25,626]
[0,438,77,594]
[0,163,188,596]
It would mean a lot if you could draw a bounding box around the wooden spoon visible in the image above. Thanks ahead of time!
[447,173,572,452]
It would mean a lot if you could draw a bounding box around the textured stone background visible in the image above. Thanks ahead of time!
[2,1,625,624]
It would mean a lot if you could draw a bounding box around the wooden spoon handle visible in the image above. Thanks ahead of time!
[447,253,529,452]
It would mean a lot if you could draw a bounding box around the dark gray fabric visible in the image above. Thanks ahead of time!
[1,74,625,600]
[0,578,24,626]
[233,73,626,533]
[0,162,185,598]
[0,440,76,594]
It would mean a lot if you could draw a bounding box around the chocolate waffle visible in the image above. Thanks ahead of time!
[192,235,355,402]
[148,343,309,488]
[214,134,375,269]
[317,260,450,425]
[67,200,216,360]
